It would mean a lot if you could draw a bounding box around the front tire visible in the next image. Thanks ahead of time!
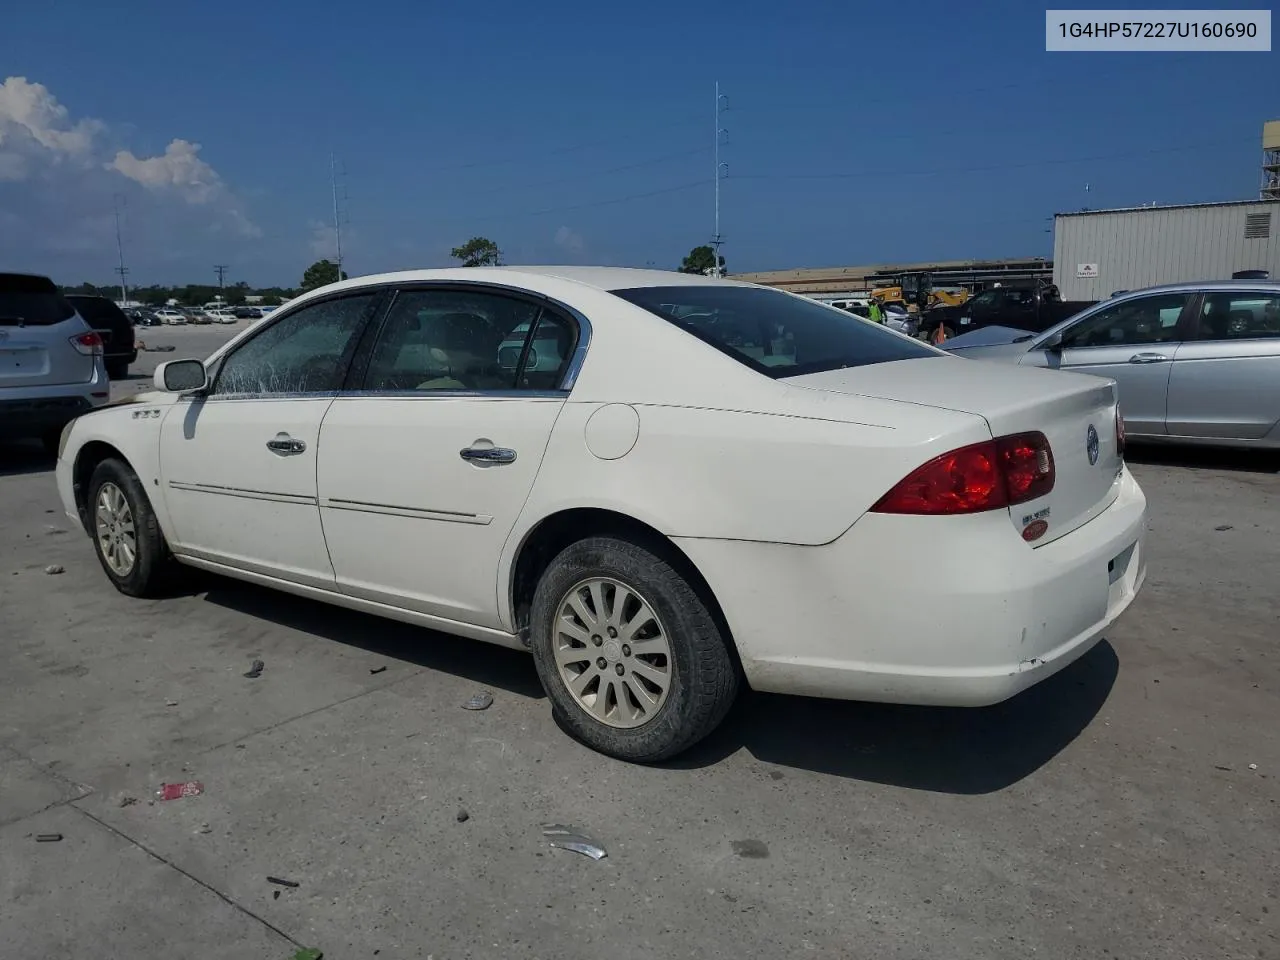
[529,536,739,762]
[87,458,179,597]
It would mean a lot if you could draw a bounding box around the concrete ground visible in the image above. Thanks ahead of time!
[1,327,1276,960]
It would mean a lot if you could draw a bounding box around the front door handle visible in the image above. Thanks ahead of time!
[266,433,306,455]
[460,445,517,465]
[1128,352,1170,364]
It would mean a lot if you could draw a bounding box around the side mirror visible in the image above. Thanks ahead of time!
[154,359,207,393]
[1042,332,1065,353]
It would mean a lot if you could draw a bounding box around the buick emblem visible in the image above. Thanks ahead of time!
[1086,424,1099,465]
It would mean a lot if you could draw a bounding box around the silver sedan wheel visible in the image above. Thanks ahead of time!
[95,482,137,577]
[554,577,673,729]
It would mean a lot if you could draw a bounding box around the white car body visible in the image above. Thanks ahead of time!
[154,309,186,325]
[56,267,1147,714]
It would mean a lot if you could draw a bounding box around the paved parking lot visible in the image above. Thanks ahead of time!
[1,328,1277,959]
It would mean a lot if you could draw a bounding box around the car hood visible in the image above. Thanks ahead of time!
[942,325,1036,349]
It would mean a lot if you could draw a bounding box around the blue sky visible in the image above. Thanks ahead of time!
[1,0,1276,287]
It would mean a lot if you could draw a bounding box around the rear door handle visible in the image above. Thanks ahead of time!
[460,445,517,465]
[266,433,306,455]
[1128,352,1169,364]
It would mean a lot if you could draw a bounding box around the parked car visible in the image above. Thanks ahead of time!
[1,273,109,451]
[924,282,1095,340]
[233,306,258,320]
[65,295,137,379]
[208,310,238,324]
[154,309,186,325]
[943,281,1280,448]
[55,267,1147,761]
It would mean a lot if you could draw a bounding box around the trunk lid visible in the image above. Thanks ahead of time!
[786,356,1123,544]
[0,275,97,388]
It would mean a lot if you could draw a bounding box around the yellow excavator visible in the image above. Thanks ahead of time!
[871,273,970,314]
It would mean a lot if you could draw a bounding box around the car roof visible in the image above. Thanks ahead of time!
[312,266,757,295]
[1109,280,1280,296]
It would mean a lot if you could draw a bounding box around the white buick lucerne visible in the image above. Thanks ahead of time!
[55,267,1148,761]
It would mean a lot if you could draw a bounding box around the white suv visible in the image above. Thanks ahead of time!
[0,273,109,452]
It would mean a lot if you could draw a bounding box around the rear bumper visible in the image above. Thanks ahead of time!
[0,395,95,438]
[0,370,109,439]
[675,466,1148,707]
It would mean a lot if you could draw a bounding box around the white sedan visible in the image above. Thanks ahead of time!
[54,267,1148,761]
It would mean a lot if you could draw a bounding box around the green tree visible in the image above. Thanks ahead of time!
[300,259,347,292]
[679,245,725,276]
[450,237,501,267]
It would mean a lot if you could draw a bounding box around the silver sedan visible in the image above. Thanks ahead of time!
[943,281,1280,448]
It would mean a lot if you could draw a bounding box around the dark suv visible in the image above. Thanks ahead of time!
[65,295,137,379]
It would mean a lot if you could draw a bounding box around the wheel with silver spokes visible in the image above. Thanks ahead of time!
[530,535,739,763]
[87,457,180,597]
[554,577,673,729]
[95,482,137,576]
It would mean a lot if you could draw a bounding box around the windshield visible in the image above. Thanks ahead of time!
[613,285,937,378]
[0,274,76,326]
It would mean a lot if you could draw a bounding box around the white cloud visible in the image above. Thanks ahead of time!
[0,74,260,277]
[0,76,102,160]
[111,139,221,204]
[554,225,584,253]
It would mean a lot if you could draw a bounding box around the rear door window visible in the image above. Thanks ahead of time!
[0,274,75,327]
[613,285,935,378]
[1194,292,1280,340]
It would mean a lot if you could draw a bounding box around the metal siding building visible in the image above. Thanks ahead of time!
[1052,200,1280,301]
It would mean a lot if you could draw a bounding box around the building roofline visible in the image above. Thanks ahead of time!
[1055,199,1280,218]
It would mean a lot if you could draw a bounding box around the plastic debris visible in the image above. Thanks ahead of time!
[462,691,494,711]
[267,876,300,888]
[542,823,607,860]
[118,796,138,807]
[156,781,203,801]
[1249,763,1259,770]
[243,659,265,679]
[36,833,63,843]
[369,666,387,675]
[273,890,280,900]
[44,564,65,575]
[1215,524,1234,532]
[164,699,179,707]
[456,808,470,823]
[291,950,323,960]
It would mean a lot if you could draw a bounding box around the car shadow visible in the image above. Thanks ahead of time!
[1125,442,1280,475]
[667,640,1119,795]
[0,440,55,478]
[198,577,546,700]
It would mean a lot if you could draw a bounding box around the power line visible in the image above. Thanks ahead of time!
[730,139,1256,183]
[213,265,229,293]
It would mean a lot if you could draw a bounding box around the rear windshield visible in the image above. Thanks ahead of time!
[66,296,129,327]
[0,274,75,327]
[613,285,936,378]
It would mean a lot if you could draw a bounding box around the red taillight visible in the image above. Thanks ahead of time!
[872,432,1055,516]
[1116,407,1126,457]
[70,332,104,356]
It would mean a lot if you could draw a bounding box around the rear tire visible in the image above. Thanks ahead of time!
[87,458,181,597]
[529,536,739,762]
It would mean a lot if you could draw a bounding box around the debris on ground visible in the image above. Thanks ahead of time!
[156,781,204,801]
[1249,763,1259,770]
[243,659,265,679]
[273,890,280,900]
[164,699,179,707]
[197,823,212,834]
[291,949,323,960]
[35,833,63,843]
[731,839,770,859]
[142,344,176,352]
[267,876,300,888]
[456,808,470,823]
[44,564,65,575]
[1215,524,1234,532]
[44,525,67,535]
[542,823,607,860]
[369,665,387,675]
[462,691,494,711]
[118,796,138,807]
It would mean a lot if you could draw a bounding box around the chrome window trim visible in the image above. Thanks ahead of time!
[196,278,594,401]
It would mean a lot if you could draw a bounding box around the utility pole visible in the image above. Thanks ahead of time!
[112,194,129,305]
[213,264,229,300]
[710,82,729,278]
[330,152,344,281]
